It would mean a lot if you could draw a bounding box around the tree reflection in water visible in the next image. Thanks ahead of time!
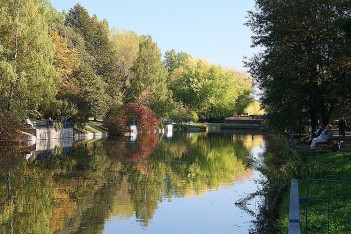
[0,131,264,233]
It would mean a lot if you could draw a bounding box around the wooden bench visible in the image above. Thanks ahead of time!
[317,139,343,151]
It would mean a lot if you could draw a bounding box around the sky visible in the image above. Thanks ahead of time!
[50,0,257,71]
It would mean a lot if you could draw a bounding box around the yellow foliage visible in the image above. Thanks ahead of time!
[245,100,265,115]
[51,32,79,87]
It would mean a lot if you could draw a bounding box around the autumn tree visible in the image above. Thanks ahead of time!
[41,30,79,119]
[104,103,159,135]
[109,29,140,89]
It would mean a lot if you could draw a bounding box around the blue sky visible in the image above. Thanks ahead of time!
[50,0,257,71]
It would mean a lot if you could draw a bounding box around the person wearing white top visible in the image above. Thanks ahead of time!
[25,117,34,128]
[310,125,333,150]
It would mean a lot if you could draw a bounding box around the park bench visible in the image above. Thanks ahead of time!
[316,139,343,152]
[23,123,34,129]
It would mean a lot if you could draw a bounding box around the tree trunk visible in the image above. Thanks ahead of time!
[7,0,20,112]
[7,172,12,201]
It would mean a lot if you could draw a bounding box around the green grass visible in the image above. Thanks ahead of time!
[85,124,109,133]
[207,123,222,127]
[278,150,351,233]
[254,135,351,233]
[298,152,351,233]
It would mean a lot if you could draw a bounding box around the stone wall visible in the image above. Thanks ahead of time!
[36,128,73,139]
[22,127,74,140]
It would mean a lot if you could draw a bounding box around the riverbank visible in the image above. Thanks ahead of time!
[256,134,351,233]
[281,149,351,233]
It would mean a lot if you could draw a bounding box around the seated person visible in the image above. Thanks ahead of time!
[25,117,34,128]
[310,124,333,150]
[305,124,324,144]
[46,117,54,127]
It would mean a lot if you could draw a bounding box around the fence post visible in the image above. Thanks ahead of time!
[289,179,301,234]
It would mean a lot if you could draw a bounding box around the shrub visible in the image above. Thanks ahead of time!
[104,103,159,135]
[0,111,21,143]
[168,101,199,123]
[126,103,159,132]
[104,105,128,135]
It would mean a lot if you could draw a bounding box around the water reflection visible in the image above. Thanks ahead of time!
[0,131,265,234]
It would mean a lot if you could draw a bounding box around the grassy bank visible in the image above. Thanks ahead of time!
[249,134,351,233]
[260,136,351,233]
[85,124,109,133]
[75,121,109,134]
[278,148,351,233]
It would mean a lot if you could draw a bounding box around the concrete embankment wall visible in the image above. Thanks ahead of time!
[74,131,109,140]
[22,127,111,141]
[36,128,73,139]
[222,117,262,129]
[21,128,74,141]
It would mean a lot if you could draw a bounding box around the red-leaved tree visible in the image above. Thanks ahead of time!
[104,103,159,135]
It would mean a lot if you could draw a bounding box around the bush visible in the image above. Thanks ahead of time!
[127,103,159,132]
[104,103,159,135]
[0,111,21,143]
[104,105,127,135]
[168,102,199,123]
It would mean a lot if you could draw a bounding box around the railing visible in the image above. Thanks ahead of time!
[289,178,351,234]
[300,178,351,234]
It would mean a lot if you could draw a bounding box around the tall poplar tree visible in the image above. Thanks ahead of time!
[126,36,169,116]
[109,29,140,89]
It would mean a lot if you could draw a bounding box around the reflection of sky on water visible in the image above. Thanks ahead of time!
[104,134,265,234]
[18,131,265,233]
[250,141,266,165]
[105,186,258,234]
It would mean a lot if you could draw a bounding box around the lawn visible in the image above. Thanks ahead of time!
[279,149,351,233]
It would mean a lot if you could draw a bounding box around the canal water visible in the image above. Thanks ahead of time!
[0,130,265,234]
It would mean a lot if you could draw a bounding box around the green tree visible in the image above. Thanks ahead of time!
[109,29,140,89]
[335,18,351,117]
[65,4,123,113]
[56,24,95,67]
[169,58,252,119]
[126,36,169,118]
[163,49,190,80]
[246,0,351,131]
[336,18,351,38]
[71,64,108,121]
[0,0,56,116]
